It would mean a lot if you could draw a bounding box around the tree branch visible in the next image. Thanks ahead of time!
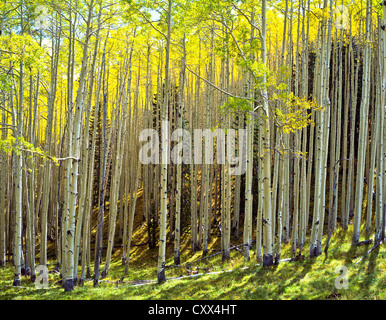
[137,10,167,39]
[186,65,248,100]
[0,105,12,115]
[231,3,262,40]
[20,147,80,162]
[0,122,16,128]
[0,49,19,55]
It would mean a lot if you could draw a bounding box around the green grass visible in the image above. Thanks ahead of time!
[0,223,385,300]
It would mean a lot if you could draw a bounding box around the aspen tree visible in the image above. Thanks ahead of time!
[198,47,204,250]
[186,72,195,250]
[227,27,240,239]
[141,46,152,243]
[94,36,109,287]
[74,6,102,283]
[256,114,263,263]
[218,29,227,256]
[202,27,214,257]
[168,95,176,245]
[333,23,344,232]
[125,136,138,261]
[243,8,255,262]
[261,0,274,266]
[54,79,65,269]
[243,91,254,261]
[0,86,8,267]
[344,22,360,230]
[61,0,77,279]
[275,147,284,264]
[353,0,372,244]
[325,29,343,250]
[102,43,131,278]
[291,1,302,256]
[26,60,39,280]
[366,23,381,237]
[282,0,292,244]
[306,80,316,232]
[124,160,141,275]
[123,82,141,276]
[328,38,337,234]
[341,23,352,228]
[190,113,198,250]
[124,44,151,265]
[223,28,232,261]
[63,1,94,291]
[118,176,125,242]
[221,120,226,256]
[22,155,31,276]
[315,0,333,256]
[299,0,310,251]
[0,110,6,267]
[152,48,161,250]
[157,0,172,284]
[80,43,106,284]
[174,35,186,265]
[13,2,24,286]
[190,41,201,251]
[7,132,14,260]
[233,116,242,240]
[310,0,332,257]
[223,115,232,261]
[40,19,61,267]
[376,0,386,243]
[142,107,150,239]
[276,0,289,247]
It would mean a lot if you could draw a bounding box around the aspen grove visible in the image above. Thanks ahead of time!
[0,0,385,294]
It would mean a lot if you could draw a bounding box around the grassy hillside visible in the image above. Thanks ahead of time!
[0,208,385,300]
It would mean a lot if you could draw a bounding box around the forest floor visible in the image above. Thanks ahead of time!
[0,210,385,300]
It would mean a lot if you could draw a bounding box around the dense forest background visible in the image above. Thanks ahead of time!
[0,0,385,294]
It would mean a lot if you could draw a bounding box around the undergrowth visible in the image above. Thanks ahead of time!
[0,218,385,300]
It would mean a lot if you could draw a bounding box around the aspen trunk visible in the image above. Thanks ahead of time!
[157,0,172,284]
[0,108,7,267]
[94,43,108,287]
[74,7,101,283]
[174,35,186,265]
[102,44,131,278]
[353,0,372,244]
[13,37,23,287]
[261,0,273,266]
[376,2,386,242]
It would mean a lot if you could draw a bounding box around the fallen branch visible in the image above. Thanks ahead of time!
[3,285,36,290]
[230,243,244,254]
[354,238,385,265]
[351,239,373,246]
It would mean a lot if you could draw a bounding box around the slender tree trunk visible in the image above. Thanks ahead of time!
[174,35,186,265]
[94,38,108,287]
[353,0,372,244]
[157,0,172,284]
[260,0,274,266]
[0,100,7,267]
[13,9,24,285]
